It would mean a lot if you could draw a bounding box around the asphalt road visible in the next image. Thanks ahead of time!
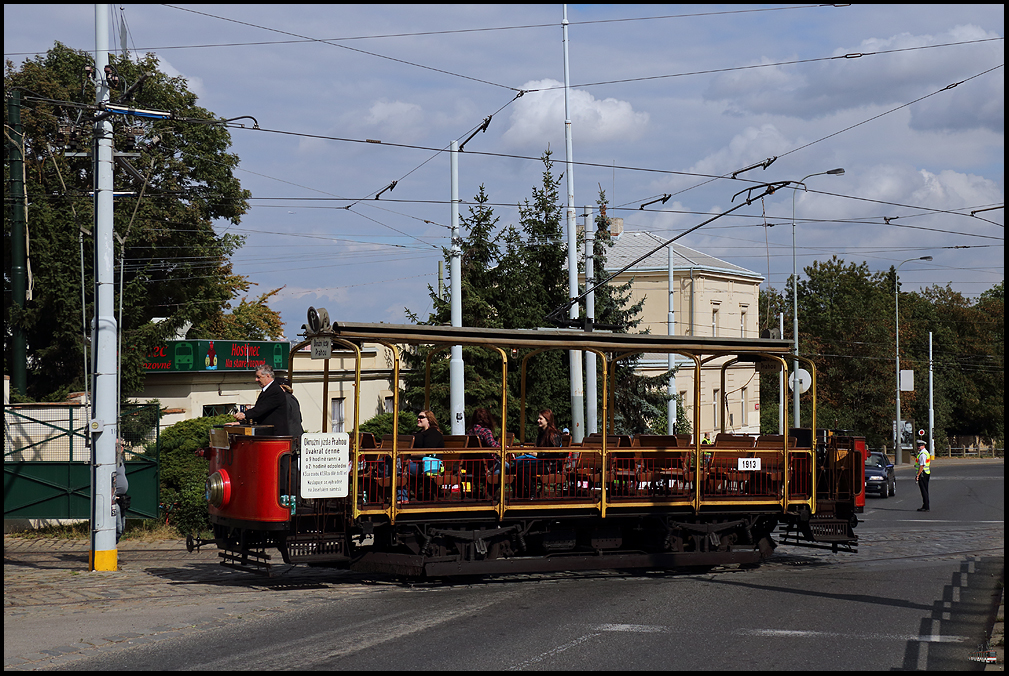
[4,458,1003,671]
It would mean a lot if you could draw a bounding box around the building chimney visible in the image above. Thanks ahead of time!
[608,217,624,237]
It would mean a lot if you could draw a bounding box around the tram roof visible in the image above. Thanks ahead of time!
[316,322,792,357]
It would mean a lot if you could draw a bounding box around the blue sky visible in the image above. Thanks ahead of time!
[5,4,1004,337]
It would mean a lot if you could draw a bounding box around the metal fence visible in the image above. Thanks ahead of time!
[4,404,90,462]
[4,403,160,519]
[938,446,1004,458]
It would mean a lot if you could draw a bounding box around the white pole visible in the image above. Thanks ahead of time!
[91,3,118,571]
[779,312,785,435]
[895,267,902,464]
[563,5,584,442]
[928,331,934,458]
[449,140,464,434]
[667,243,677,433]
[584,206,597,434]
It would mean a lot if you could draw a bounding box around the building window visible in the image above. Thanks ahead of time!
[203,404,235,417]
[711,306,719,337]
[331,398,345,433]
[740,305,748,337]
[384,396,395,414]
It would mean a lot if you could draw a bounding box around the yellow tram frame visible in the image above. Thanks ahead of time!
[290,322,816,524]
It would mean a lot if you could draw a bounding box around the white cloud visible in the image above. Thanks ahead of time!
[704,24,1005,133]
[363,99,425,142]
[157,57,205,99]
[503,78,649,148]
[690,125,792,179]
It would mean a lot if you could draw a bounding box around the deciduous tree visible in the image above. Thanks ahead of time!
[5,43,260,400]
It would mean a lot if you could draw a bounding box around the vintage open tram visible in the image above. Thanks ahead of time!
[199,315,863,577]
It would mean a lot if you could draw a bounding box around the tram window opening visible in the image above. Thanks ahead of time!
[713,389,720,429]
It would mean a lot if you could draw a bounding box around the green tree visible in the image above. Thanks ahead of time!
[5,43,256,400]
[159,414,232,535]
[404,153,571,438]
[404,153,664,439]
[191,287,285,341]
[796,257,894,443]
[915,282,1004,445]
[757,287,788,433]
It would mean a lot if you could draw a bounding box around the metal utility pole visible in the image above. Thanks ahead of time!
[562,5,584,442]
[894,255,931,464]
[8,90,28,396]
[779,312,785,435]
[583,206,597,435]
[449,140,464,435]
[928,331,934,458]
[90,3,119,571]
[667,243,677,434]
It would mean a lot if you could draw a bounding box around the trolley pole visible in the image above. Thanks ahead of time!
[449,140,465,435]
[90,4,119,571]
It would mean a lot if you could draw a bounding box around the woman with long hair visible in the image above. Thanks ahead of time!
[467,407,499,448]
[414,409,444,448]
[535,409,562,448]
[515,409,567,498]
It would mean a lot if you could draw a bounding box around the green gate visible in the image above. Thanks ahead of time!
[3,403,160,520]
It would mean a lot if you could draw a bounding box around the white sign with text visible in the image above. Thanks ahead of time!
[300,432,350,498]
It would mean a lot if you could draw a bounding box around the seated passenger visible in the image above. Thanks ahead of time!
[414,410,445,448]
[514,409,566,499]
[399,410,444,503]
[469,407,503,477]
[467,407,499,448]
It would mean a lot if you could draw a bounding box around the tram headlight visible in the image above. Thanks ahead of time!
[206,470,231,508]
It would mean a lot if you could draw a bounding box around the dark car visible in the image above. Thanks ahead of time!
[864,451,895,498]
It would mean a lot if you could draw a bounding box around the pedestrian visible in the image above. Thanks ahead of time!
[915,439,931,512]
[115,440,130,542]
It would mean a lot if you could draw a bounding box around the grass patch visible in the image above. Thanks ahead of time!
[6,520,90,539]
[5,519,199,542]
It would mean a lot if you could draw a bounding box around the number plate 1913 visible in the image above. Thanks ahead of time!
[738,457,761,471]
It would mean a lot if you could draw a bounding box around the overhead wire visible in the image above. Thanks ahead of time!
[6,4,829,57]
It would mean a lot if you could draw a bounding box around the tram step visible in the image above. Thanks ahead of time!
[285,534,349,563]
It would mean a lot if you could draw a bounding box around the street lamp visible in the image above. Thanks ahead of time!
[791,168,844,428]
[895,255,932,463]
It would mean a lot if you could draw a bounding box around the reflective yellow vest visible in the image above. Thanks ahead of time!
[916,449,931,474]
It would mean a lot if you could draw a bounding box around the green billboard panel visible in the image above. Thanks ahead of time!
[143,340,290,372]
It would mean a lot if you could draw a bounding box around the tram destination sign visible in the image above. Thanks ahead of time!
[300,433,350,498]
[143,340,290,372]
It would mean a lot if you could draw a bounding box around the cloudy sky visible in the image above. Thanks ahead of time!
[5,4,1004,338]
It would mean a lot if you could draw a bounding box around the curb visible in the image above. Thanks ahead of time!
[986,586,1005,671]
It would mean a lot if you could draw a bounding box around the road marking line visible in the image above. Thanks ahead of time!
[736,628,967,643]
[598,624,668,633]
[891,520,1008,528]
[509,633,602,670]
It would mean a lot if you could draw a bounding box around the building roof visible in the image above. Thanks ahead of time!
[603,232,763,281]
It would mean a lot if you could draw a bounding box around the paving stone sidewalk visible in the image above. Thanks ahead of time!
[4,535,375,670]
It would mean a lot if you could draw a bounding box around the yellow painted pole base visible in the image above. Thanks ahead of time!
[90,548,118,571]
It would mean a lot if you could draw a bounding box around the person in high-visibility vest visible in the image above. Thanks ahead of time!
[915,439,931,512]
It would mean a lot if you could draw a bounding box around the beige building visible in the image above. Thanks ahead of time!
[593,227,764,437]
[133,343,398,434]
